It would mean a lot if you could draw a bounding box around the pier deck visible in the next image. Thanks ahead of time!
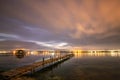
[0,54,74,80]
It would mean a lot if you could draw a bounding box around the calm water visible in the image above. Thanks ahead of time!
[0,53,63,71]
[1,52,120,80]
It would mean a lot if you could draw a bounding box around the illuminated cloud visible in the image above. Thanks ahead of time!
[0,39,6,41]
[28,40,69,49]
[0,0,120,50]
[0,33,20,39]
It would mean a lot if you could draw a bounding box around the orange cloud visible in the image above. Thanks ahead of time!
[0,0,120,49]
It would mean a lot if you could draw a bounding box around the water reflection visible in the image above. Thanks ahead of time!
[1,51,120,80]
[74,52,120,58]
[0,51,69,72]
[14,52,120,80]
[15,50,26,59]
[13,58,65,80]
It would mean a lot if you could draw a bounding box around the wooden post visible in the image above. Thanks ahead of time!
[50,56,52,65]
[42,57,44,65]
[59,55,61,61]
[50,56,51,61]
[31,67,35,74]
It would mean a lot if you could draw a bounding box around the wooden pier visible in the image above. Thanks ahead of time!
[0,54,74,80]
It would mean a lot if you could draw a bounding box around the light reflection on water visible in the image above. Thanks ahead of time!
[0,52,63,72]
[74,52,120,58]
[1,52,120,80]
[11,52,120,80]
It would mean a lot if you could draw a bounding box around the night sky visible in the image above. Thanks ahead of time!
[0,0,120,50]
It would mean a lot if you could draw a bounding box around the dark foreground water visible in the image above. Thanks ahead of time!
[1,52,120,80]
[0,54,50,72]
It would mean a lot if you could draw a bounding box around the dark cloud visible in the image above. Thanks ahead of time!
[0,0,120,50]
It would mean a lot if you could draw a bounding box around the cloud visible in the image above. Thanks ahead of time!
[0,0,120,49]
[0,33,20,39]
[0,40,40,50]
[28,40,69,49]
[0,39,70,50]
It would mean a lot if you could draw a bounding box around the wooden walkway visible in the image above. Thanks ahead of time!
[0,54,74,80]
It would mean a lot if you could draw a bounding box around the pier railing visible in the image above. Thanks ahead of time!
[0,54,74,80]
